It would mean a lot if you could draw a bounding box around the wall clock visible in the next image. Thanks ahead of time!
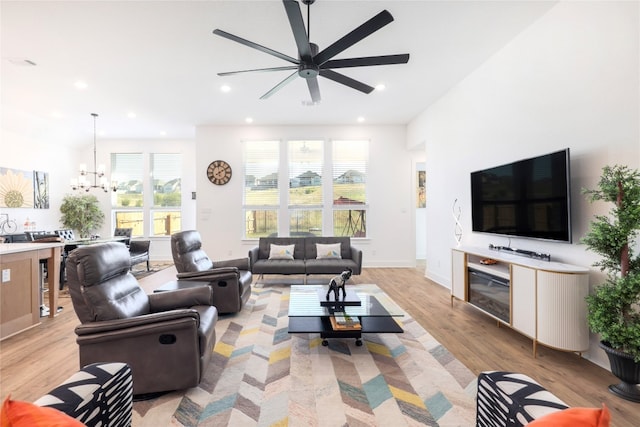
[207,160,232,185]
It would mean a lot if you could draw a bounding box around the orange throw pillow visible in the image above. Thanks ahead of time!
[1,396,84,427]
[528,403,610,427]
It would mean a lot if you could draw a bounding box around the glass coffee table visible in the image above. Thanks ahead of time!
[288,284,404,346]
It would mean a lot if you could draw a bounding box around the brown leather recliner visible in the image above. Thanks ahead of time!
[171,230,252,314]
[66,242,217,397]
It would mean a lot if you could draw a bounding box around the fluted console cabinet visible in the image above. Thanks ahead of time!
[451,246,589,356]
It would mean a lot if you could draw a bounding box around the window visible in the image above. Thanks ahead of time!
[289,140,323,236]
[244,141,279,238]
[243,139,368,239]
[111,152,182,237]
[333,140,368,237]
[151,153,182,236]
[112,153,144,236]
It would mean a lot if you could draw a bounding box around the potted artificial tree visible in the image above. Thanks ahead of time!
[59,193,105,238]
[582,164,640,402]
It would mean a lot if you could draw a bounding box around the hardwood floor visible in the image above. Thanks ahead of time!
[1,265,637,425]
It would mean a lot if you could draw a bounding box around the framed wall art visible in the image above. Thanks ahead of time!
[34,170,50,209]
[0,167,34,208]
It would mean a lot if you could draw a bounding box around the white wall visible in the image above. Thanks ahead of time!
[0,129,79,232]
[408,1,639,368]
[194,125,416,266]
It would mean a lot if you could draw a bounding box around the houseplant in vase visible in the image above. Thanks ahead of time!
[59,194,105,238]
[582,164,640,402]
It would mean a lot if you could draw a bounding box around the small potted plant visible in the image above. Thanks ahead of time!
[59,193,105,238]
[582,164,640,402]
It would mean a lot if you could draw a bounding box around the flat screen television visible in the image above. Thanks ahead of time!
[470,148,572,243]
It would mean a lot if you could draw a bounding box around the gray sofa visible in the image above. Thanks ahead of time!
[249,236,362,282]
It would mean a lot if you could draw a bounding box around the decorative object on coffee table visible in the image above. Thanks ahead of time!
[325,267,352,301]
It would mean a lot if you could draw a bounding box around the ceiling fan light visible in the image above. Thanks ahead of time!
[213,1,408,103]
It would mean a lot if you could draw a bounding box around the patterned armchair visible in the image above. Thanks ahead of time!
[33,362,133,427]
[476,371,569,426]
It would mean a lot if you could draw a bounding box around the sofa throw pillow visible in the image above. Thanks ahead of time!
[528,404,610,427]
[316,243,342,259]
[268,244,295,260]
[1,396,85,427]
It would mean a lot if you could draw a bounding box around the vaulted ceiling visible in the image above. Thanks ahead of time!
[1,1,555,145]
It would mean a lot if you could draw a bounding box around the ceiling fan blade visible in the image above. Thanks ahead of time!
[319,69,374,94]
[321,53,410,69]
[213,29,299,65]
[218,66,297,77]
[283,0,312,61]
[306,77,321,103]
[260,71,299,99]
[314,10,394,66]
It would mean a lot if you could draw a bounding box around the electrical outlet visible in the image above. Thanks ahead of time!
[2,269,10,283]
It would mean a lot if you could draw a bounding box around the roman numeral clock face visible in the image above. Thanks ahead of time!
[207,160,232,185]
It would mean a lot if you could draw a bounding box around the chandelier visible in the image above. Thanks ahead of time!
[70,113,117,192]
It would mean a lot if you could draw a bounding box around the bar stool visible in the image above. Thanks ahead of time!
[26,231,60,316]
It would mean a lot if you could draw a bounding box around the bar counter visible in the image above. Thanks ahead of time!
[0,242,64,340]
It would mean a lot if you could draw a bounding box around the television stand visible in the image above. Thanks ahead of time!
[488,244,551,262]
[452,246,589,357]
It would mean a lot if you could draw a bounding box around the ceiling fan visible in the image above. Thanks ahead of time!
[213,0,410,104]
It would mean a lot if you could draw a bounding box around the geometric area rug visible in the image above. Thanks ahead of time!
[132,284,478,426]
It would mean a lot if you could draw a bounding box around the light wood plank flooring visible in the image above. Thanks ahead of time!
[1,265,637,425]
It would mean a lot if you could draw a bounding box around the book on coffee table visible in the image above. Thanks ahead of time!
[330,313,361,330]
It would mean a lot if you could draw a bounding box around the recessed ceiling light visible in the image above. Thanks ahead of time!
[357,116,365,123]
[159,131,167,136]
[74,80,88,90]
[220,85,231,93]
[98,130,106,137]
[127,112,136,119]
[375,84,386,91]
[245,117,254,124]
